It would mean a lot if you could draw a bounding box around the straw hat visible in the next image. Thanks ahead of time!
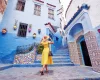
[43,35,49,41]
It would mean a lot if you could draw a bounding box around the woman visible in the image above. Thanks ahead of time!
[40,35,54,75]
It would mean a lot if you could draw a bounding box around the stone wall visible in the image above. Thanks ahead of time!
[14,49,36,64]
[68,42,80,64]
[84,31,100,72]
[68,31,84,65]
[74,31,84,65]
[68,31,100,72]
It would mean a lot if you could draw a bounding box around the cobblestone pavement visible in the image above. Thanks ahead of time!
[0,66,100,80]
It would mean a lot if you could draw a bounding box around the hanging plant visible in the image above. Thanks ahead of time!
[13,25,17,30]
[38,29,41,34]
[2,28,7,34]
[28,24,32,32]
[13,20,18,30]
[33,33,36,39]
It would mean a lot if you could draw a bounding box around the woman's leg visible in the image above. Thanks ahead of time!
[45,65,48,72]
[40,65,46,75]
[40,64,46,72]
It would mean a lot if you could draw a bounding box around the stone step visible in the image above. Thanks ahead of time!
[53,59,72,62]
[34,60,72,63]
[55,51,69,53]
[55,50,69,52]
[33,63,74,66]
[54,52,69,54]
[53,57,71,60]
[53,54,69,56]
[13,63,74,67]
[35,59,72,63]
[52,56,70,58]
[0,64,13,70]
[56,49,68,51]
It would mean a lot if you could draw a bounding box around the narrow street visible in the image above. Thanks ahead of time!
[0,48,100,80]
[0,66,100,80]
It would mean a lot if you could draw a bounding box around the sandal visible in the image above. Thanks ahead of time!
[40,71,44,75]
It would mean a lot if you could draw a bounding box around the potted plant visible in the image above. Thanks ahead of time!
[13,25,17,30]
[38,29,41,34]
[37,44,44,54]
[33,33,36,39]
[2,28,7,34]
[28,24,32,32]
[13,20,18,30]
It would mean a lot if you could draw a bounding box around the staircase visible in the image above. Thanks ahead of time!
[34,48,74,67]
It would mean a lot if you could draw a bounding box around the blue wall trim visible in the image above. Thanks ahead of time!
[69,23,83,37]
[64,3,90,30]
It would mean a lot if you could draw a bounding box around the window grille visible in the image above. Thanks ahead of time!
[18,23,28,37]
[16,0,26,11]
[34,4,41,16]
[48,9,54,19]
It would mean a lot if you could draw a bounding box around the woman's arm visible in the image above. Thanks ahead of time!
[40,38,43,44]
[48,37,54,44]
[48,41,54,44]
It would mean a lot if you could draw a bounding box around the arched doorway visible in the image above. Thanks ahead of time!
[80,40,92,66]
[68,23,92,66]
[78,36,92,66]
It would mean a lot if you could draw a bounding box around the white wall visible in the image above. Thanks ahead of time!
[0,0,61,38]
[65,0,100,28]
[0,13,3,23]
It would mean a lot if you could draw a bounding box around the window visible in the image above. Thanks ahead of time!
[18,23,28,37]
[56,37,59,41]
[16,0,26,11]
[34,4,41,16]
[60,22,62,28]
[48,9,54,19]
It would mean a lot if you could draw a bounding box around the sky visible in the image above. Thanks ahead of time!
[60,0,71,16]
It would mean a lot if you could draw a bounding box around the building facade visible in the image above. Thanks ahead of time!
[0,0,7,22]
[57,5,67,47]
[64,0,100,72]
[0,0,62,63]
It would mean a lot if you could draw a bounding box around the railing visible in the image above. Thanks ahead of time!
[16,43,38,54]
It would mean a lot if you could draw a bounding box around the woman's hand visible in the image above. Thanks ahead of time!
[49,41,54,44]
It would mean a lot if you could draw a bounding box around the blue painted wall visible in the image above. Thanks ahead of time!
[0,0,62,63]
[0,32,41,63]
[47,28,62,54]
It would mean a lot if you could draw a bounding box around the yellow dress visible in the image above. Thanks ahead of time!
[41,41,53,65]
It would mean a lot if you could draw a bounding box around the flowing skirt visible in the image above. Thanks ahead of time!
[41,48,53,65]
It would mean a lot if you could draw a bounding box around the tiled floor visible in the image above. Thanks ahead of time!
[0,66,100,80]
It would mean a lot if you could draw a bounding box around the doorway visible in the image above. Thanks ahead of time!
[80,40,92,66]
